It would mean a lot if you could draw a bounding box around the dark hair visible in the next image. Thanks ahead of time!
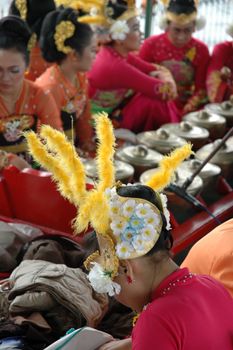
[39,7,93,64]
[105,0,129,21]
[8,0,56,38]
[167,0,197,15]
[82,230,99,262]
[117,185,173,253]
[0,15,31,65]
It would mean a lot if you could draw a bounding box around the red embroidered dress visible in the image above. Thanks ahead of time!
[206,41,233,102]
[36,65,93,146]
[0,79,62,155]
[88,46,178,133]
[139,33,210,115]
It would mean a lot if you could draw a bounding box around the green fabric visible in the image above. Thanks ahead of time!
[90,101,114,115]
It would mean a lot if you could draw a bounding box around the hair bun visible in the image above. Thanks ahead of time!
[105,0,129,21]
[0,15,31,44]
[40,7,92,63]
[167,0,197,14]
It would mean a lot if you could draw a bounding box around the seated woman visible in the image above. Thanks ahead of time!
[206,24,233,103]
[36,7,96,151]
[181,218,233,298]
[26,116,233,350]
[9,0,56,81]
[0,16,62,159]
[139,0,210,116]
[88,0,178,133]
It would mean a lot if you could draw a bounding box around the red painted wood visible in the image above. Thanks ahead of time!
[172,192,233,255]
[1,166,92,235]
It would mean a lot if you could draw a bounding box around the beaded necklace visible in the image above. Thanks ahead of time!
[142,272,195,313]
[160,272,194,297]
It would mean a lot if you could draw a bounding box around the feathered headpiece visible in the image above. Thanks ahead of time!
[55,0,138,26]
[25,113,192,296]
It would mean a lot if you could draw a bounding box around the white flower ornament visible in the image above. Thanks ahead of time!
[160,193,171,230]
[88,262,121,296]
[109,20,130,41]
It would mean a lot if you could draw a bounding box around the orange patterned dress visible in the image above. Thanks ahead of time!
[25,45,52,82]
[0,79,62,155]
[36,64,93,148]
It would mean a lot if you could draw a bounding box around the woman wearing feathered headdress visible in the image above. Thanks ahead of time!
[25,114,233,350]
[87,0,179,132]
[140,0,210,116]
[206,23,233,103]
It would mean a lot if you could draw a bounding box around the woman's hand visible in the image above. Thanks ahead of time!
[0,151,30,171]
[150,69,178,100]
[8,154,31,170]
[98,338,132,350]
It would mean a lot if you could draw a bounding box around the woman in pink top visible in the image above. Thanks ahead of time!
[27,118,233,350]
[88,0,178,132]
[97,188,233,350]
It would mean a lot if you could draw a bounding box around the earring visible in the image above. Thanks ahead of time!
[126,275,133,284]
[123,267,133,284]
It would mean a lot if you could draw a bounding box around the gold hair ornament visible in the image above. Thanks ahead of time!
[166,11,197,25]
[54,20,75,54]
[15,0,27,20]
[27,32,37,51]
[55,0,138,26]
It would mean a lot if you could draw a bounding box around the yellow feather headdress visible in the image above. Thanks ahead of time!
[25,114,192,295]
[55,0,138,26]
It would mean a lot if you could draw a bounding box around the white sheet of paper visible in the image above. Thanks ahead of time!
[44,327,113,350]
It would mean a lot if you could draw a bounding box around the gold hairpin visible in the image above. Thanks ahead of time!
[15,0,27,20]
[54,20,75,54]
[27,32,37,51]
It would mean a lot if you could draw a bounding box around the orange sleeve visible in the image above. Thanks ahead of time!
[35,87,63,130]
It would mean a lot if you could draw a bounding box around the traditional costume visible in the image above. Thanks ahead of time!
[139,0,210,115]
[36,6,99,148]
[25,114,233,349]
[0,80,62,155]
[9,0,56,81]
[89,46,178,132]
[36,66,93,146]
[87,0,179,132]
[206,25,233,102]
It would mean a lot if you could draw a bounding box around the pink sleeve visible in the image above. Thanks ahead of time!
[132,313,177,350]
[100,59,173,101]
[127,53,156,74]
[139,37,155,62]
